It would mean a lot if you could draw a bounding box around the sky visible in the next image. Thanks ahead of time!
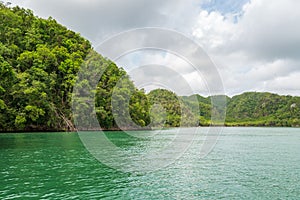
[8,0,300,96]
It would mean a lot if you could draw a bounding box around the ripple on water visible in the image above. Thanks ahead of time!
[0,128,300,199]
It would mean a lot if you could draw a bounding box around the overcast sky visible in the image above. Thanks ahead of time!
[9,0,300,96]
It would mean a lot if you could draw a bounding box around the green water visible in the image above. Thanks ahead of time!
[0,128,300,199]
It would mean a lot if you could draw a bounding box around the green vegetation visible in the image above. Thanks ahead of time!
[0,4,149,131]
[225,92,300,127]
[183,92,300,127]
[72,50,150,130]
[0,4,88,131]
[0,4,299,132]
[148,89,198,127]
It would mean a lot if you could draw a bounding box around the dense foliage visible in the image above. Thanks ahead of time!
[182,92,300,127]
[148,89,198,127]
[72,50,150,130]
[0,4,150,131]
[0,4,92,131]
[226,92,300,127]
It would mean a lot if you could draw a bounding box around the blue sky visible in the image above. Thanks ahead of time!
[202,0,250,14]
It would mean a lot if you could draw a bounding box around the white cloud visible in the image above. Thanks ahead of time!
[264,72,300,96]
[9,0,300,96]
[237,0,300,61]
[192,0,300,96]
[116,50,208,96]
[10,0,200,43]
[192,10,238,51]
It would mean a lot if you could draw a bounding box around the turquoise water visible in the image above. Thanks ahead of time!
[0,128,300,199]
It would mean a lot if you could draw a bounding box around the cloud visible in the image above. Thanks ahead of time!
[237,0,300,61]
[192,10,237,51]
[9,0,300,96]
[194,0,300,61]
[265,72,300,96]
[116,50,209,96]
[192,0,300,96]
[10,0,200,43]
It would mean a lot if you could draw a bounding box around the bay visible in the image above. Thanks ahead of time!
[0,127,299,199]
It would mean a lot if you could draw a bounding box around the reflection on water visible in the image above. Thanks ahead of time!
[0,128,300,199]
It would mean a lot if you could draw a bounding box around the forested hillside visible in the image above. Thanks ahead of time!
[0,4,299,132]
[226,92,300,127]
[0,4,149,131]
[148,89,198,127]
[0,4,88,131]
[182,92,300,127]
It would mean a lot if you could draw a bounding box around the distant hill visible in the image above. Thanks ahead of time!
[147,89,198,127]
[226,92,300,127]
[182,92,300,127]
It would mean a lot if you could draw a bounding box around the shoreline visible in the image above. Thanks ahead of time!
[0,125,299,134]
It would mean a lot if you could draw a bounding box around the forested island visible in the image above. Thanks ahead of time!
[0,4,299,132]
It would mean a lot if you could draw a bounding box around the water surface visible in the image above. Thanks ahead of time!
[0,128,299,199]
